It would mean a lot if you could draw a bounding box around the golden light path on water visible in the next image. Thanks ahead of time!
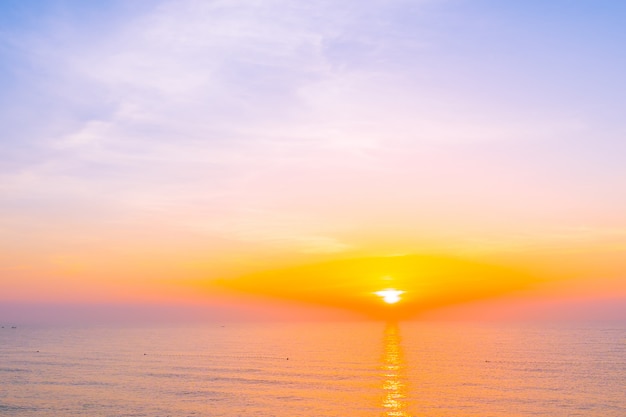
[381,323,411,417]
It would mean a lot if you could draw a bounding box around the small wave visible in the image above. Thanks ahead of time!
[0,367,30,373]
[0,403,39,412]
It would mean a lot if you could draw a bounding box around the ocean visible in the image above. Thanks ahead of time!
[0,322,624,416]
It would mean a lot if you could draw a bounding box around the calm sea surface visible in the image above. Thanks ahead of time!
[0,322,624,416]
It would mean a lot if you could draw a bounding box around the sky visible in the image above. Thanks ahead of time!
[1,0,625,322]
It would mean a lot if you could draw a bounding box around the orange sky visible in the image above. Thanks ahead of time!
[1,1,626,323]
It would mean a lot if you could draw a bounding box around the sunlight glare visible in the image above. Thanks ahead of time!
[375,289,405,304]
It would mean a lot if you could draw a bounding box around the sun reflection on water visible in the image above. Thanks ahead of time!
[381,323,411,417]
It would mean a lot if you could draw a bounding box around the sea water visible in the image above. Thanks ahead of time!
[0,322,624,416]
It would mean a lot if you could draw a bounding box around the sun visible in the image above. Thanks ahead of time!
[374,288,405,304]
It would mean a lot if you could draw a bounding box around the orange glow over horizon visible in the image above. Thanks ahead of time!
[3,239,626,322]
[213,254,542,320]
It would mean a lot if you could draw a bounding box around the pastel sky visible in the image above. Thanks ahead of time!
[1,0,625,321]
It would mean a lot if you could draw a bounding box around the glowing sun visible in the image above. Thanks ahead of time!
[374,289,405,304]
